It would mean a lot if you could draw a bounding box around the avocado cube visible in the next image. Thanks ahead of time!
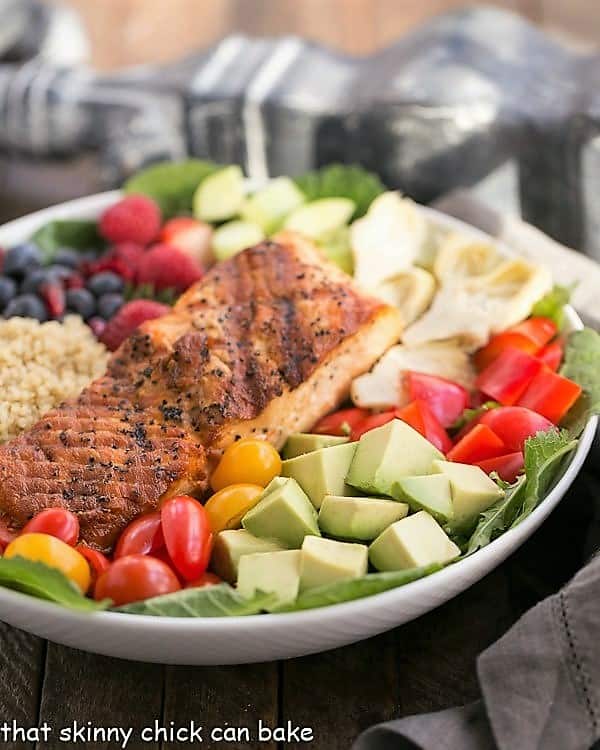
[392,475,454,525]
[237,550,301,605]
[299,536,368,591]
[318,495,409,541]
[432,460,503,532]
[283,433,349,460]
[281,442,358,509]
[242,477,320,548]
[346,419,444,496]
[211,530,285,583]
[369,511,461,572]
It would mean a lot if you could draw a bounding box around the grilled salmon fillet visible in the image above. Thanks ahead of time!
[0,233,402,550]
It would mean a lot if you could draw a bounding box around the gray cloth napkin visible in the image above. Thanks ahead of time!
[353,195,600,750]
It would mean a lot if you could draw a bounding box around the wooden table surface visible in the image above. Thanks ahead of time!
[1,457,596,750]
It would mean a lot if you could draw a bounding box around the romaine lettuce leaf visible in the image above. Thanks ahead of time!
[116,583,275,617]
[560,328,600,436]
[273,565,441,613]
[0,556,108,612]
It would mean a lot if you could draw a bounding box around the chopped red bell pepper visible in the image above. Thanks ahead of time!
[537,340,564,372]
[509,317,558,348]
[517,367,582,424]
[475,452,524,483]
[313,407,370,436]
[396,400,452,454]
[350,410,397,441]
[474,332,539,371]
[476,347,544,405]
[404,371,469,427]
[479,406,554,452]
[447,424,507,463]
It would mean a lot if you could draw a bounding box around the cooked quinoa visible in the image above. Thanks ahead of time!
[0,315,109,442]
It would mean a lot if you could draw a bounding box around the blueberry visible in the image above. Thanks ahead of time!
[3,243,42,278]
[20,268,55,294]
[87,272,124,296]
[4,294,48,321]
[46,264,73,281]
[97,292,124,320]
[53,248,81,268]
[66,288,96,320]
[0,277,17,310]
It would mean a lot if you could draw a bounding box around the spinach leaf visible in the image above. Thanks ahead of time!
[560,328,600,436]
[531,284,573,328]
[294,164,385,219]
[117,583,275,617]
[124,159,221,218]
[0,556,108,612]
[466,477,526,554]
[32,220,104,263]
[273,565,441,613]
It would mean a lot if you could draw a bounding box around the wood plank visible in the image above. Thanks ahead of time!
[0,624,45,749]
[281,633,397,749]
[36,645,163,750]
[163,663,278,749]
[395,569,513,716]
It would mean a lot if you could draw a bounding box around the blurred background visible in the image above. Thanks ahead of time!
[50,0,600,68]
[1,0,599,259]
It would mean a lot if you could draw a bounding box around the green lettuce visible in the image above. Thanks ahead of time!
[32,219,104,262]
[294,164,385,219]
[530,284,572,328]
[116,583,275,616]
[273,565,440,613]
[124,159,220,218]
[560,328,600,436]
[0,556,108,612]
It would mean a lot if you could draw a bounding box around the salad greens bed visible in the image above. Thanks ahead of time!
[0,160,598,617]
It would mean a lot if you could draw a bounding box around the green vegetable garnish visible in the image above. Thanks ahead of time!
[123,159,221,218]
[293,164,385,220]
[467,429,577,553]
[32,220,104,263]
[450,401,500,432]
[116,583,275,617]
[560,328,600,436]
[273,565,440,612]
[531,284,573,329]
[0,557,108,612]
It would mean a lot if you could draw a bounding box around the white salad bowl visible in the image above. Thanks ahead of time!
[0,192,596,665]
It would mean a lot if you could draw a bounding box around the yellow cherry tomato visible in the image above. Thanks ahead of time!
[210,439,282,491]
[204,484,264,533]
[4,533,91,593]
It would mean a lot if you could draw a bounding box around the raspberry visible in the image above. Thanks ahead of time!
[100,299,170,351]
[99,195,161,245]
[85,243,146,282]
[136,243,204,293]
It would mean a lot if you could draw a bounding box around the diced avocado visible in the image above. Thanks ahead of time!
[237,550,301,604]
[193,165,245,222]
[282,433,349,460]
[369,511,461,572]
[211,529,285,583]
[346,419,444,496]
[242,477,320,548]
[299,536,368,591]
[318,495,409,541]
[281,442,358,509]
[432,460,504,532]
[240,177,306,233]
[318,226,354,274]
[284,198,355,239]
[212,220,265,260]
[260,475,289,497]
[392,475,454,525]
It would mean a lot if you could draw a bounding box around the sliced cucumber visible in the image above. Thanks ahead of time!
[193,165,245,222]
[318,226,354,275]
[241,177,306,234]
[212,220,265,261]
[284,198,356,240]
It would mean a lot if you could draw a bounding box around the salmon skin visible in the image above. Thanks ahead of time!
[0,233,402,550]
